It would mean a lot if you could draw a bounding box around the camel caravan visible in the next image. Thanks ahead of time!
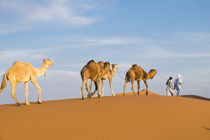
[81,60,157,100]
[0,59,157,106]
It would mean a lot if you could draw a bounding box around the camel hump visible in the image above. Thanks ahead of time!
[12,61,33,68]
[104,62,110,65]
[87,60,95,65]
[12,61,22,66]
[98,61,104,64]
[104,62,110,68]
[132,64,138,67]
[131,64,142,71]
[98,61,104,68]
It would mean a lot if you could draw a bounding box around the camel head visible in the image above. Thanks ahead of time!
[147,69,157,79]
[112,64,118,71]
[43,59,54,67]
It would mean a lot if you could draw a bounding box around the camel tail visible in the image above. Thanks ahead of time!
[80,68,86,81]
[125,72,131,82]
[0,74,8,94]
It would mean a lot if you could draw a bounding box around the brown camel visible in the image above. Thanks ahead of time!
[89,61,118,97]
[123,64,157,95]
[80,60,110,100]
[0,59,54,106]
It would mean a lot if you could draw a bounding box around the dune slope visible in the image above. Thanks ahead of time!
[0,93,210,140]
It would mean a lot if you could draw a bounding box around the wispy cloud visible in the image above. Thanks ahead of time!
[55,36,154,48]
[0,49,44,59]
[134,46,210,59]
[0,48,52,68]
[54,34,210,59]
[0,0,102,34]
[79,37,153,46]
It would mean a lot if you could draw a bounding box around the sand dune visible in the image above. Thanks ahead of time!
[181,94,210,101]
[0,92,210,140]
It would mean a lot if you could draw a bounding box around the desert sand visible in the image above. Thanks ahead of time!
[0,91,210,140]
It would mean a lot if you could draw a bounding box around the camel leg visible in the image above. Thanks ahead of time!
[131,80,135,95]
[101,80,105,97]
[91,82,97,97]
[89,80,94,94]
[10,81,20,106]
[31,79,42,104]
[88,80,94,98]
[109,78,115,96]
[85,83,91,99]
[96,79,101,98]
[123,80,128,96]
[143,79,149,95]
[24,82,30,105]
[81,78,88,100]
[137,80,140,95]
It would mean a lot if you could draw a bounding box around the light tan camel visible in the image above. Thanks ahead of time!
[89,61,118,97]
[80,60,110,100]
[123,64,157,95]
[0,59,54,106]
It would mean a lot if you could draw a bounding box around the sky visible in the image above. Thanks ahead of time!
[0,0,210,105]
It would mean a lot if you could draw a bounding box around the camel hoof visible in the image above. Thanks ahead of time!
[82,97,85,100]
[17,103,21,106]
[90,92,95,96]
[37,101,42,104]
[25,102,30,105]
[87,94,92,99]
[112,94,115,96]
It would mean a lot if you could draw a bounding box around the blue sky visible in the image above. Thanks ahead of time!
[0,0,210,104]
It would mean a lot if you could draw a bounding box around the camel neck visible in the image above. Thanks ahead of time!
[111,68,117,76]
[103,67,110,74]
[36,64,49,76]
[146,72,154,79]
[146,74,151,79]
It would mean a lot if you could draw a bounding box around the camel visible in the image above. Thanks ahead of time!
[123,64,157,95]
[0,59,54,106]
[80,60,110,100]
[89,61,118,97]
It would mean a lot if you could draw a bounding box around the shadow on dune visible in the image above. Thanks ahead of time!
[181,95,210,101]
[202,126,210,131]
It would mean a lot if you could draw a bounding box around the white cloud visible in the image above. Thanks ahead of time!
[0,48,51,60]
[0,49,43,59]
[0,48,53,70]
[80,37,153,46]
[56,36,154,48]
[0,0,102,34]
[59,35,210,59]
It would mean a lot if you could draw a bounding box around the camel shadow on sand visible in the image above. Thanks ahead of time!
[202,126,210,131]
[181,95,210,101]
